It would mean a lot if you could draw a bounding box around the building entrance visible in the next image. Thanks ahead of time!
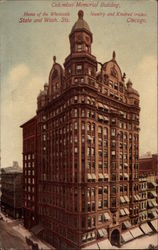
[111,229,120,247]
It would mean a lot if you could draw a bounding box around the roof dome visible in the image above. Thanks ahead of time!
[127,79,139,96]
[38,89,47,98]
[71,10,91,34]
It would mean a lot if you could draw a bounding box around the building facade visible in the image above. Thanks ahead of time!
[139,154,158,177]
[20,116,38,229]
[21,11,141,249]
[138,177,148,224]
[139,153,158,215]
[1,162,23,218]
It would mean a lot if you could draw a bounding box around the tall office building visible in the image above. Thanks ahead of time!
[21,11,140,249]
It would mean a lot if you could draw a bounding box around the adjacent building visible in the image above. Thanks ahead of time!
[21,10,141,249]
[139,154,158,177]
[139,154,158,230]
[1,162,23,218]
[20,116,38,229]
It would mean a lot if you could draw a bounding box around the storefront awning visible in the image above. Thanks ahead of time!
[98,239,112,250]
[98,115,104,120]
[87,233,91,240]
[103,116,109,122]
[88,173,92,180]
[120,196,126,203]
[149,191,157,198]
[98,229,104,237]
[104,173,109,179]
[124,163,128,167]
[151,211,158,218]
[120,209,126,216]
[92,232,95,238]
[103,105,109,110]
[124,173,129,178]
[104,212,111,220]
[136,195,141,200]
[102,228,108,237]
[121,231,133,243]
[124,196,130,202]
[87,135,92,140]
[124,208,130,215]
[150,219,158,232]
[98,173,104,179]
[140,223,152,234]
[98,103,104,108]
[134,195,138,201]
[148,200,154,208]
[123,221,131,229]
[91,173,96,179]
[148,181,156,187]
[129,227,144,238]
[152,200,158,207]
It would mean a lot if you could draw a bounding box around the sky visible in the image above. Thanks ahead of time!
[0,0,157,167]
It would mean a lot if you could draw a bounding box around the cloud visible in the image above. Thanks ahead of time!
[8,63,30,83]
[134,55,157,155]
[1,64,46,166]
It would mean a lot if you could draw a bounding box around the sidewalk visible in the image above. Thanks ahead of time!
[0,211,54,250]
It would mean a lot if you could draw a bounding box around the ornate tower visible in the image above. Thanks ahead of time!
[64,10,97,89]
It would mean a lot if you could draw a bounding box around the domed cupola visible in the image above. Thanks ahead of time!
[71,10,92,36]
[69,10,93,54]
[64,10,97,86]
[127,79,139,96]
[126,79,139,106]
[37,83,48,109]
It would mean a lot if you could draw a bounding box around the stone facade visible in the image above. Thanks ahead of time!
[20,116,38,229]
[1,162,22,218]
[21,10,141,249]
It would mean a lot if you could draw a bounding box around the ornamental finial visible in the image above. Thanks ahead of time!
[53,56,56,64]
[78,10,84,19]
[112,51,116,60]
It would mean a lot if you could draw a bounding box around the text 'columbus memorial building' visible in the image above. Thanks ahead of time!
[21,11,141,249]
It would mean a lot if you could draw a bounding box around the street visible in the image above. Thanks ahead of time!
[0,220,30,250]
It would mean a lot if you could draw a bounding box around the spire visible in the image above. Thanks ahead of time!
[53,56,56,64]
[127,79,133,88]
[112,51,116,60]
[78,10,84,20]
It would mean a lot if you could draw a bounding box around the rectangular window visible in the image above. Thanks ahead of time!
[104,200,108,207]
[88,217,91,228]
[98,215,102,223]
[74,121,78,130]
[74,147,78,153]
[111,128,116,136]
[76,64,82,74]
[104,186,108,194]
[98,201,102,209]
[74,96,78,103]
[98,187,103,195]
[98,126,102,134]
[74,136,78,143]
[74,109,78,117]
[77,44,82,52]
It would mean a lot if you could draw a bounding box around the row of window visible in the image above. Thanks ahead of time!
[24,177,35,184]
[24,169,34,176]
[24,154,35,161]
[40,95,139,121]
[24,185,35,193]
